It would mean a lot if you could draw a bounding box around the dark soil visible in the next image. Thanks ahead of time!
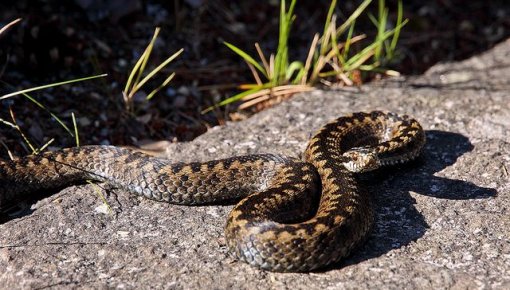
[0,0,508,157]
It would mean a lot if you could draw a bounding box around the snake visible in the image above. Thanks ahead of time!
[0,111,425,272]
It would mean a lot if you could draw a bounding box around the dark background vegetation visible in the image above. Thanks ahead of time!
[0,0,508,156]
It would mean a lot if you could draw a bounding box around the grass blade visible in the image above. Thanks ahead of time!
[301,33,320,85]
[0,18,22,36]
[122,28,162,100]
[146,72,176,100]
[336,0,372,37]
[8,108,35,153]
[37,138,55,154]
[0,74,108,100]
[87,181,113,216]
[254,43,270,74]
[133,48,183,93]
[20,92,74,137]
[224,42,268,78]
[389,0,405,56]
[286,61,304,82]
[71,112,79,147]
[321,0,337,55]
[341,20,357,64]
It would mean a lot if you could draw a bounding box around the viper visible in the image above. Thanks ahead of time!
[0,111,425,272]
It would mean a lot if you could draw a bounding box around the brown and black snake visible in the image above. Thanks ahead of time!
[0,111,425,272]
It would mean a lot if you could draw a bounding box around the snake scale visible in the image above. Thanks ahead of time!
[0,111,425,272]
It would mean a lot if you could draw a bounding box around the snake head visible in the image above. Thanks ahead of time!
[341,147,380,173]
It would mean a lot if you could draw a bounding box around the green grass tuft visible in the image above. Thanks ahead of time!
[122,27,183,114]
[210,0,408,112]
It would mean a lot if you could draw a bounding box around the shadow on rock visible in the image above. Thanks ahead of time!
[331,130,497,270]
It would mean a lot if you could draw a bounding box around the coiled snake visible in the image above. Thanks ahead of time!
[0,111,425,272]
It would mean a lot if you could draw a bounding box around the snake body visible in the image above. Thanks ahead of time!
[0,111,425,272]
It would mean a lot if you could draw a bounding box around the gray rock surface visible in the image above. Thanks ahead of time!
[1,39,509,289]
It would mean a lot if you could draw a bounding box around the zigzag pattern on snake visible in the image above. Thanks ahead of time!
[0,111,425,272]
